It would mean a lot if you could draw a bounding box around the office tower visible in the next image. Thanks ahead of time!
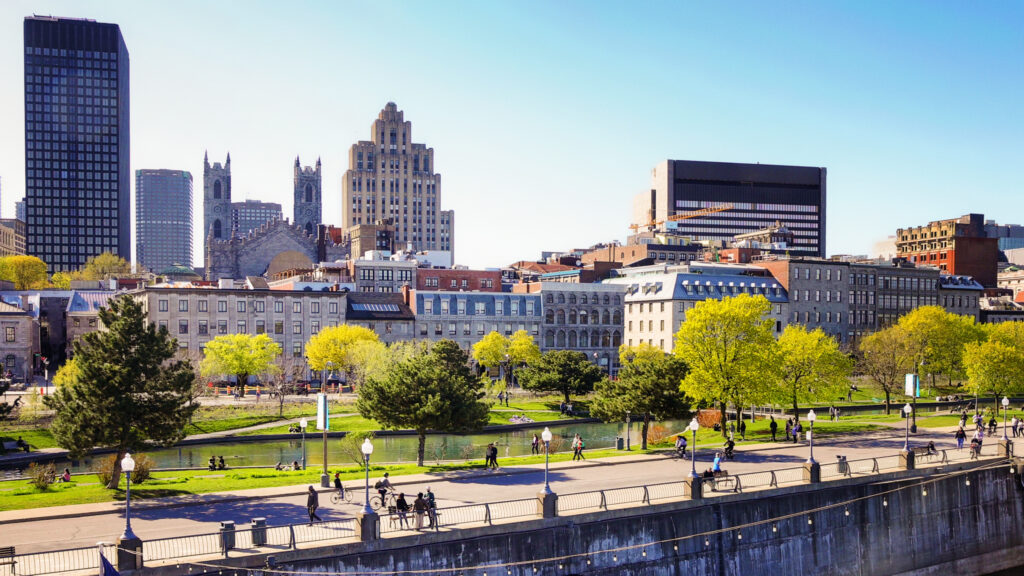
[135,169,193,271]
[15,200,25,222]
[24,16,130,271]
[634,160,827,257]
[342,102,455,257]
[294,157,322,236]
[231,200,282,236]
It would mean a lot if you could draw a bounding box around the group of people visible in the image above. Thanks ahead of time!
[484,443,501,470]
[783,418,804,444]
[495,391,511,407]
[507,414,535,424]
[954,426,985,458]
[274,461,302,471]
[559,402,576,416]
[207,456,227,470]
[1010,416,1024,438]
[571,434,586,461]
[389,490,436,530]
[828,406,842,421]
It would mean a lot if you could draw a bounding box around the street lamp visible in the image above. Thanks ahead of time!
[300,418,308,470]
[120,453,137,541]
[806,410,816,464]
[903,404,912,451]
[689,418,699,479]
[1002,397,1010,440]
[541,427,553,494]
[360,438,374,514]
[625,410,631,451]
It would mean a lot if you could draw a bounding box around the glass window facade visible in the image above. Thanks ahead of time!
[136,169,192,271]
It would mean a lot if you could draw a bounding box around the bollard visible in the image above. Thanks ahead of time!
[251,517,267,547]
[220,521,236,552]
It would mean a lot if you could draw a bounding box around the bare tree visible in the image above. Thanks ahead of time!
[267,355,307,418]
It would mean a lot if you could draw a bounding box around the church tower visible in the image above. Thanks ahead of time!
[293,156,322,235]
[203,151,232,252]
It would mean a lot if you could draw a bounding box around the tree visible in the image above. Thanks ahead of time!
[0,376,11,420]
[964,340,1024,413]
[471,330,541,390]
[50,271,71,290]
[858,325,915,415]
[200,333,281,387]
[674,294,779,437]
[591,343,690,449]
[517,349,605,404]
[775,325,852,418]
[71,252,132,281]
[0,255,49,290]
[507,329,541,367]
[305,325,380,383]
[52,358,81,388]
[897,306,986,386]
[357,340,489,465]
[43,297,197,488]
[471,331,508,370]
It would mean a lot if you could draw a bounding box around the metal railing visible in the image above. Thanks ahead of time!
[0,543,117,576]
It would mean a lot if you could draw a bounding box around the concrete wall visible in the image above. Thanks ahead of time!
[142,462,1024,576]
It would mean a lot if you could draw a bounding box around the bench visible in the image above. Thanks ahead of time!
[2,441,27,453]
[0,546,16,572]
[707,470,736,492]
[911,446,940,462]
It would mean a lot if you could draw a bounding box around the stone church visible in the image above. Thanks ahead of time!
[204,153,346,280]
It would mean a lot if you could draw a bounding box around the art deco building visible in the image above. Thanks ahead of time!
[341,103,454,259]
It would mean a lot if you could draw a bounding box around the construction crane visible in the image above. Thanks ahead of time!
[629,203,734,233]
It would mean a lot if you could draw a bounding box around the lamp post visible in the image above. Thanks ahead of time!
[1002,397,1010,440]
[625,410,631,451]
[541,427,553,494]
[361,438,374,514]
[806,410,817,464]
[689,418,699,479]
[300,418,308,470]
[116,452,142,570]
[903,403,912,451]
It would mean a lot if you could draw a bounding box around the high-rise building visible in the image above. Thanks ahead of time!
[232,200,282,236]
[633,160,827,257]
[293,157,321,236]
[342,103,455,258]
[202,152,231,249]
[135,169,192,272]
[15,200,25,222]
[24,16,130,271]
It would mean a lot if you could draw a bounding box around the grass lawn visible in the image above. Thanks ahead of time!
[0,427,57,450]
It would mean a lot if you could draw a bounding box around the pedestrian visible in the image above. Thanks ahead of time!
[413,492,428,530]
[559,401,566,415]
[675,434,687,459]
[738,419,746,441]
[395,493,410,528]
[504,390,510,407]
[571,434,580,461]
[728,420,735,438]
[497,391,505,406]
[769,416,778,442]
[792,421,802,444]
[255,387,261,403]
[426,486,438,527]
[566,402,573,415]
[784,419,792,442]
[960,411,968,429]
[490,443,500,470]
[307,486,322,524]
[575,435,586,460]
[485,443,495,469]
[955,426,966,451]
[531,434,540,455]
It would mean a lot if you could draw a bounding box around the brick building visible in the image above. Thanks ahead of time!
[895,213,998,287]
[416,269,501,292]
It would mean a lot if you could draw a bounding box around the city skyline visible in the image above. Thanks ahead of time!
[0,1,1021,270]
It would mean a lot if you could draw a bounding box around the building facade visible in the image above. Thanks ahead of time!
[64,290,116,357]
[636,160,827,257]
[416,269,502,292]
[351,257,417,293]
[136,169,192,272]
[293,157,322,236]
[345,293,415,344]
[937,275,983,321]
[0,219,26,256]
[341,103,455,256]
[232,200,282,236]
[754,259,850,342]
[203,152,231,247]
[895,213,998,287]
[24,16,131,270]
[0,301,40,379]
[411,290,542,350]
[15,201,25,223]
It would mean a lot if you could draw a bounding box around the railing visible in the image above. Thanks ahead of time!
[13,446,1009,573]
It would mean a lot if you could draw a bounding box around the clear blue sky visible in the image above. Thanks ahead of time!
[0,0,1021,269]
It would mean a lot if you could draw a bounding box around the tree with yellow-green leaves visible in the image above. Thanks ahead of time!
[471,329,541,389]
[775,325,852,419]
[0,255,49,289]
[305,325,380,385]
[674,293,779,437]
[200,333,281,387]
[50,271,72,290]
[897,306,987,387]
[52,358,81,388]
[859,325,915,415]
[963,322,1024,414]
[71,252,132,281]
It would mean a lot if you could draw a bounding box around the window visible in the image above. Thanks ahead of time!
[237,301,246,313]
[360,269,375,281]
[255,320,265,334]
[511,300,519,314]
[218,300,228,313]
[237,321,246,333]
[448,323,457,335]
[526,301,535,315]
[329,302,339,314]
[441,299,450,314]
[293,321,302,334]
[457,300,466,314]
[179,300,189,312]
[158,299,168,312]
[5,327,14,342]
[311,321,320,334]
[293,343,302,358]
[424,300,433,314]
[199,300,208,312]
[311,302,320,314]
[293,301,301,314]
[495,301,504,315]
[274,300,284,313]
[475,302,486,314]
[218,320,228,334]
[198,320,208,335]
[254,300,265,313]
[73,318,80,327]
[274,321,284,334]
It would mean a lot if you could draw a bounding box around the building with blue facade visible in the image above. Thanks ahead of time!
[411,290,543,351]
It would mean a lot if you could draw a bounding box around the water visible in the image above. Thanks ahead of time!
[53,420,688,473]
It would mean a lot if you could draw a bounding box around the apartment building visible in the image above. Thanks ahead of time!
[410,290,543,351]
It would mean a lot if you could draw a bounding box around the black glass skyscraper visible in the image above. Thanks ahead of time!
[24,16,130,271]
[136,169,192,272]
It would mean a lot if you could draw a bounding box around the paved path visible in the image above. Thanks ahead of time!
[0,425,993,554]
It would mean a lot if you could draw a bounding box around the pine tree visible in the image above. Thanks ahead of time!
[44,297,197,488]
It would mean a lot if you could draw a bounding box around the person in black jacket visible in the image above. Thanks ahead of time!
[307,486,322,524]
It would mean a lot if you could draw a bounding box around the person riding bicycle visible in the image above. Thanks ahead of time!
[723,439,735,460]
[374,472,393,505]
[333,471,344,499]
[674,435,687,459]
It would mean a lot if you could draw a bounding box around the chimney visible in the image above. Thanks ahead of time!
[401,284,411,306]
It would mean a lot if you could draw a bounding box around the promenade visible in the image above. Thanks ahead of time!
[0,423,983,555]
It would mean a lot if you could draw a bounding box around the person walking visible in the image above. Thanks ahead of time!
[792,421,802,444]
[307,486,322,524]
[413,493,428,530]
[531,434,540,455]
[955,426,966,451]
[571,434,581,461]
[738,419,746,441]
[426,486,438,527]
[490,443,501,470]
[575,435,586,460]
[784,418,792,442]
[769,416,778,442]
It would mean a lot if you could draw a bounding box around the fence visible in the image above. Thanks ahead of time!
[11,447,1010,573]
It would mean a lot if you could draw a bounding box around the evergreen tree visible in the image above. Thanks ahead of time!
[44,297,197,488]
[517,349,605,404]
[357,340,489,466]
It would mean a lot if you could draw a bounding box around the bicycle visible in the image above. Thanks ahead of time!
[330,487,354,505]
[370,489,398,511]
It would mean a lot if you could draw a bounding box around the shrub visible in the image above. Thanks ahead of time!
[338,431,375,466]
[27,462,55,491]
[646,424,671,445]
[696,409,721,429]
[94,453,154,487]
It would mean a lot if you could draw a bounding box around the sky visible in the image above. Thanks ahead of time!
[0,0,1021,270]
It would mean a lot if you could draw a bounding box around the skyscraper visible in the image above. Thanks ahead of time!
[23,16,130,271]
[231,199,282,235]
[15,200,25,222]
[342,103,455,258]
[136,169,192,272]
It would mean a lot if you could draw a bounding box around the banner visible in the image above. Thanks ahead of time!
[904,374,920,398]
[316,393,329,431]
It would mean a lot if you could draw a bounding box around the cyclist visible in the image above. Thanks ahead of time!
[374,472,393,506]
[333,471,345,500]
[674,435,687,459]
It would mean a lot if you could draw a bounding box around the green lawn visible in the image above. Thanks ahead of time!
[0,428,57,450]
